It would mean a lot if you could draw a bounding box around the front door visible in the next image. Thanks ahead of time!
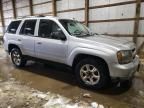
[35,19,68,63]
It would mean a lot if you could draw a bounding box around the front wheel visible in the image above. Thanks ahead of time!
[11,48,27,67]
[75,58,110,89]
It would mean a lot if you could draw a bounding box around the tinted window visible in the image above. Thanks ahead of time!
[20,20,36,36]
[7,20,21,34]
[38,19,61,39]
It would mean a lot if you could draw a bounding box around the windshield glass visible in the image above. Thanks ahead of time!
[59,19,92,37]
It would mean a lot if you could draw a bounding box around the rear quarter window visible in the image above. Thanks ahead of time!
[7,20,21,34]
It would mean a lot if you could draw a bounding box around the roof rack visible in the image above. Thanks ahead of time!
[16,15,56,20]
[17,16,36,19]
[17,15,46,19]
[37,15,45,17]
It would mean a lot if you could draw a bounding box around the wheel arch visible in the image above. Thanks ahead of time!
[8,44,21,54]
[72,54,110,76]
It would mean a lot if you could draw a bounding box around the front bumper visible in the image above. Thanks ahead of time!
[109,55,140,80]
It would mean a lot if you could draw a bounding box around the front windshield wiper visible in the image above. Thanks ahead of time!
[76,32,99,37]
[76,32,92,37]
[72,30,83,36]
[92,33,99,35]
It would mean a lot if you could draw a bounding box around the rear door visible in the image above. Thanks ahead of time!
[19,19,37,56]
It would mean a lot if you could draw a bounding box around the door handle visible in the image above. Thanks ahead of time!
[17,39,21,41]
[37,42,42,45]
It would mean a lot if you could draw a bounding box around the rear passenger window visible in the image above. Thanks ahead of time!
[7,20,21,34]
[20,20,36,36]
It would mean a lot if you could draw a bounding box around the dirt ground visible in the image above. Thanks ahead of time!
[0,80,102,108]
[0,46,144,108]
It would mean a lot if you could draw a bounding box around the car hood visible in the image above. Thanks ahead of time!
[82,35,135,50]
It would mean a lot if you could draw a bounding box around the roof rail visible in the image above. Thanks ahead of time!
[37,15,45,17]
[16,15,54,19]
[17,16,36,19]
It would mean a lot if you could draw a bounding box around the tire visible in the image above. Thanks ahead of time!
[10,48,27,67]
[75,58,110,89]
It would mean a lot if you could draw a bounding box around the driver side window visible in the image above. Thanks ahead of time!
[38,19,62,40]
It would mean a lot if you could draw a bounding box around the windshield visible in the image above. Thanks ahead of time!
[59,19,92,37]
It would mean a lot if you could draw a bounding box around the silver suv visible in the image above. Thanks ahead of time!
[3,16,139,89]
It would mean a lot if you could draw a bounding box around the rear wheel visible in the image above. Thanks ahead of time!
[11,48,27,67]
[75,58,110,89]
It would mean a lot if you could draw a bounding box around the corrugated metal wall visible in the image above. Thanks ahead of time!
[33,0,52,16]
[0,0,144,49]
[89,1,135,33]
[2,0,13,28]
[16,0,30,17]
[0,13,2,35]
[139,2,144,34]
[57,0,85,21]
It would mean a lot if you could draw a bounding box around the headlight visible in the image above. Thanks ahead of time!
[117,50,133,64]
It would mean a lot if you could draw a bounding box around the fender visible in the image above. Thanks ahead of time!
[67,47,115,66]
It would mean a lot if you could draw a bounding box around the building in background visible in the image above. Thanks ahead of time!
[0,0,143,51]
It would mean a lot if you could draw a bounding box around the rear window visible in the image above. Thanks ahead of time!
[20,20,36,36]
[7,20,21,34]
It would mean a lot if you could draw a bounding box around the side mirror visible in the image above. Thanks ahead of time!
[51,30,66,41]
[59,31,66,41]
